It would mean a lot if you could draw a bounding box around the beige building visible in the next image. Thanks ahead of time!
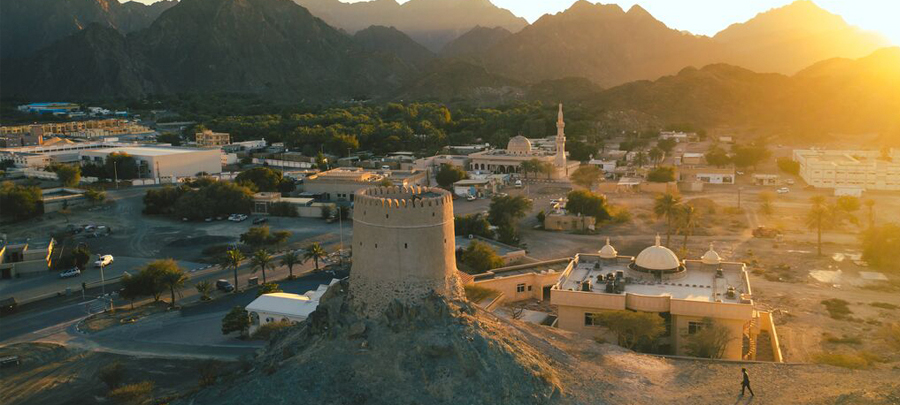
[793,148,900,191]
[551,237,781,361]
[0,238,56,279]
[80,146,221,178]
[466,259,570,304]
[349,186,464,316]
[544,212,596,231]
[468,104,579,179]
[195,129,231,147]
[678,165,735,184]
[251,192,335,218]
[302,167,427,201]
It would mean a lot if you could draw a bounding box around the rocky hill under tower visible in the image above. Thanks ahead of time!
[178,279,900,405]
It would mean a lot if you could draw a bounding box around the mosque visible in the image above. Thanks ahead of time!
[467,104,580,179]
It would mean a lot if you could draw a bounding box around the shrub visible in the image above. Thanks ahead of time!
[256,283,282,297]
[99,362,125,390]
[457,240,505,273]
[609,206,632,224]
[197,360,221,387]
[464,284,500,303]
[822,333,861,345]
[646,166,675,182]
[108,381,154,404]
[683,318,734,359]
[821,299,852,319]
[268,201,298,217]
[813,351,883,369]
[870,302,898,310]
[776,157,800,175]
[252,321,293,340]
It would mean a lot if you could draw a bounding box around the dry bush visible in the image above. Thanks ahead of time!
[108,381,154,405]
[463,284,500,303]
[251,321,293,341]
[813,351,884,369]
[821,299,852,319]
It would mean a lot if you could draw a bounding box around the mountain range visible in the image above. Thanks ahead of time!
[1,0,898,137]
[291,0,527,51]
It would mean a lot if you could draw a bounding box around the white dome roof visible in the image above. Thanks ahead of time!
[506,135,532,155]
[598,237,618,259]
[634,235,681,271]
[701,243,722,265]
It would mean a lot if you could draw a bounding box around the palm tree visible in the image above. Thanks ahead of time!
[158,262,188,308]
[222,249,245,292]
[648,147,663,166]
[195,281,213,301]
[653,192,682,246]
[303,242,328,272]
[806,197,830,256]
[281,250,300,279]
[250,250,274,284]
[676,204,699,253]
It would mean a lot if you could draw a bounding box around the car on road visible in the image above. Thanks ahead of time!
[777,187,790,194]
[204,217,213,222]
[252,217,267,225]
[216,279,235,292]
[94,255,114,268]
[59,268,81,278]
[466,195,477,201]
[514,180,523,188]
[229,214,247,222]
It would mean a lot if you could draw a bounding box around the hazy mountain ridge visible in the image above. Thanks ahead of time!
[0,0,176,60]
[439,26,512,58]
[291,0,527,51]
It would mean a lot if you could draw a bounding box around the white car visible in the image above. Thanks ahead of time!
[59,268,81,278]
[94,255,114,268]
[514,180,523,188]
[466,195,477,201]
[776,187,790,194]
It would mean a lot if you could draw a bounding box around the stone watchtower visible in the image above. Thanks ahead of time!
[349,186,464,316]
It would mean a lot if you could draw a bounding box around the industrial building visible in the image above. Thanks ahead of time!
[80,146,221,179]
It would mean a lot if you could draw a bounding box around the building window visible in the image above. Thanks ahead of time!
[516,283,525,293]
[688,321,704,335]
[404,243,408,249]
[584,313,603,326]
[527,285,532,291]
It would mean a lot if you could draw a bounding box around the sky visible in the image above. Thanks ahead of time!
[133,0,900,45]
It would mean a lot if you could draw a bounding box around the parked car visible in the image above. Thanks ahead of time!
[216,279,235,292]
[204,217,213,222]
[496,192,508,198]
[94,255,114,268]
[514,180,523,188]
[786,179,795,185]
[466,195,477,201]
[59,268,81,278]
[776,187,790,194]
[252,217,267,225]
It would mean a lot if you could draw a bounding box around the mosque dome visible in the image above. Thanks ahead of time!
[506,135,532,155]
[701,243,722,265]
[598,237,618,259]
[632,235,681,272]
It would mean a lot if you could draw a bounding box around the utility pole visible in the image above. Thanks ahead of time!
[338,206,344,265]
[114,161,119,189]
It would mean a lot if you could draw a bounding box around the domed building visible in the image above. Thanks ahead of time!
[506,135,532,156]
[598,237,618,260]
[467,104,580,178]
[629,235,683,274]
[551,236,781,362]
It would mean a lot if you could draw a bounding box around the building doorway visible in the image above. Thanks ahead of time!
[542,285,552,301]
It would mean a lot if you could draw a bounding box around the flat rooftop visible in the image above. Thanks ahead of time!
[557,255,749,304]
[86,146,202,156]
[455,235,524,258]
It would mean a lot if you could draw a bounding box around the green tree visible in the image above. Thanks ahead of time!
[565,190,611,222]
[303,242,328,272]
[119,273,142,309]
[257,282,282,297]
[646,166,675,183]
[633,151,648,168]
[157,260,188,308]
[241,226,271,248]
[435,164,467,188]
[250,250,274,284]
[105,152,139,180]
[591,311,665,351]
[648,147,663,166]
[487,195,533,241]
[72,245,91,270]
[653,193,683,246]
[536,210,546,227]
[140,259,183,305]
[454,214,492,238]
[280,250,300,279]
[682,318,733,359]
[270,230,292,249]
[521,158,552,179]
[458,240,505,273]
[731,143,770,170]
[776,157,800,175]
[222,249,245,292]
[222,306,250,337]
[656,138,676,154]
[836,195,861,224]
[569,165,602,190]
[235,167,283,192]
[84,189,106,205]
[195,280,213,301]
[704,146,730,167]
[155,132,182,146]
[52,164,81,187]
[0,181,43,221]
[860,224,900,270]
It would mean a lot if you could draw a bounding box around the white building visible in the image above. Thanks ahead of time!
[80,146,221,178]
[588,159,617,172]
[245,280,338,334]
[793,149,900,191]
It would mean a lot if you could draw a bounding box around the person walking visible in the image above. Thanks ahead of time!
[741,368,755,396]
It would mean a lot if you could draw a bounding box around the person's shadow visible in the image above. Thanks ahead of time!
[732,395,755,404]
